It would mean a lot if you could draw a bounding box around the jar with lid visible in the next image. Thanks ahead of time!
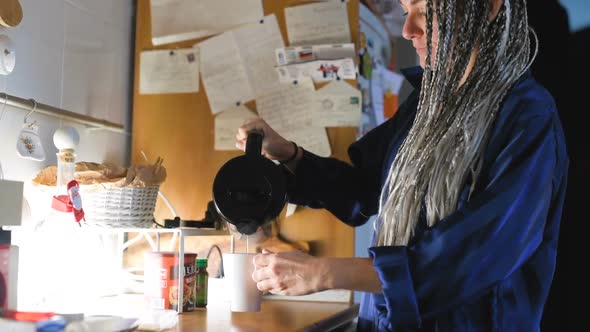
[195,258,208,308]
[55,149,76,196]
[51,127,80,212]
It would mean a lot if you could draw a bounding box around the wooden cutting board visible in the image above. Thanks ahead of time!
[0,0,23,28]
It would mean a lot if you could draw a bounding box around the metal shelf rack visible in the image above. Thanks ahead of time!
[105,227,229,313]
[4,223,229,314]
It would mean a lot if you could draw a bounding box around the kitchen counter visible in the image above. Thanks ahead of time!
[85,273,358,332]
[155,300,359,332]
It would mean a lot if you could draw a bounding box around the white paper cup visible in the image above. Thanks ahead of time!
[222,253,262,312]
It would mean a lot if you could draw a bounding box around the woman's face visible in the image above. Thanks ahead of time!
[400,0,503,69]
[399,0,439,68]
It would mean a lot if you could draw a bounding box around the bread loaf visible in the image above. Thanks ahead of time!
[32,159,165,187]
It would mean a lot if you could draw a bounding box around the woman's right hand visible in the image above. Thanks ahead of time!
[236,118,295,161]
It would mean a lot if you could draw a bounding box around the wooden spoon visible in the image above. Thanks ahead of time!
[0,0,23,28]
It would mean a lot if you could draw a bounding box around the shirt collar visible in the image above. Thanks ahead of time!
[400,66,424,90]
[515,69,533,85]
[400,66,533,90]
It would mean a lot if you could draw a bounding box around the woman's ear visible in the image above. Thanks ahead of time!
[489,0,503,21]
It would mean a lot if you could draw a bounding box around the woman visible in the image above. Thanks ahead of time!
[236,0,568,330]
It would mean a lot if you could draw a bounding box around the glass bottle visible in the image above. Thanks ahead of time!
[55,149,76,197]
[51,127,79,212]
[195,258,208,308]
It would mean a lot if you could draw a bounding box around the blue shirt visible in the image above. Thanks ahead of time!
[289,67,568,331]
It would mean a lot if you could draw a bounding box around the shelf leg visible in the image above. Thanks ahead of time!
[178,230,184,314]
[156,232,160,252]
[143,232,157,252]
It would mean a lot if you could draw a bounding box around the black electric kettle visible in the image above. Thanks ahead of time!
[212,131,288,235]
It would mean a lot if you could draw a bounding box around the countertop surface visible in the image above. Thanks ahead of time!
[151,299,359,332]
[86,277,358,331]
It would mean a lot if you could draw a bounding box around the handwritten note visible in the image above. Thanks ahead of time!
[139,48,200,95]
[198,14,284,114]
[150,0,264,45]
[313,80,361,127]
[256,78,314,129]
[199,32,253,114]
[214,106,258,150]
[285,1,350,46]
[234,15,285,96]
[256,78,331,157]
[289,126,332,157]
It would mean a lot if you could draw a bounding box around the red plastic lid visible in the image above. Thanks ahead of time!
[146,251,198,258]
[3,309,56,322]
[51,195,73,212]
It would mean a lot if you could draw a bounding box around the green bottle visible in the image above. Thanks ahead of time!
[195,258,208,307]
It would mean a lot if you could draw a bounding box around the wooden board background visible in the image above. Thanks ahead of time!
[131,0,359,259]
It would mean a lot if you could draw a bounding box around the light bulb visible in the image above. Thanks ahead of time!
[53,126,80,151]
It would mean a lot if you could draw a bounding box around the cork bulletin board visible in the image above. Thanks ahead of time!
[131,0,360,258]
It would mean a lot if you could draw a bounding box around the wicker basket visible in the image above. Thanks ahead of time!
[81,186,159,228]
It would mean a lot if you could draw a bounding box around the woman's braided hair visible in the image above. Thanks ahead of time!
[377,0,535,246]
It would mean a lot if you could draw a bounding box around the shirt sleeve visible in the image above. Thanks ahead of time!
[368,106,563,330]
[288,138,384,227]
[288,92,420,227]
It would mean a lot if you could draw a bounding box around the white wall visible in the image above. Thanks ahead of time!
[0,0,135,184]
[0,1,135,312]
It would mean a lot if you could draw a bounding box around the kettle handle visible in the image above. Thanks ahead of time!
[245,130,264,158]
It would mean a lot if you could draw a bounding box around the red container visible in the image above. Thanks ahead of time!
[144,252,197,311]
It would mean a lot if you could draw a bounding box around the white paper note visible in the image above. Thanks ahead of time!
[285,1,351,46]
[257,78,315,130]
[256,78,331,157]
[313,80,362,127]
[198,14,285,114]
[290,126,332,157]
[214,106,259,151]
[275,43,356,66]
[199,32,253,114]
[139,48,200,95]
[234,15,285,96]
[276,58,357,83]
[150,0,264,45]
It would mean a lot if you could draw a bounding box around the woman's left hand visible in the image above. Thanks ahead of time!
[252,249,330,296]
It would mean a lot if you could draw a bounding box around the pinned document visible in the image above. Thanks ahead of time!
[150,0,264,45]
[198,14,284,114]
[276,58,356,84]
[256,78,331,157]
[214,106,258,151]
[275,43,356,66]
[313,80,361,127]
[139,48,200,95]
[256,78,315,131]
[285,1,351,46]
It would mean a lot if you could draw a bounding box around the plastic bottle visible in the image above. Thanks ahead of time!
[195,258,208,308]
